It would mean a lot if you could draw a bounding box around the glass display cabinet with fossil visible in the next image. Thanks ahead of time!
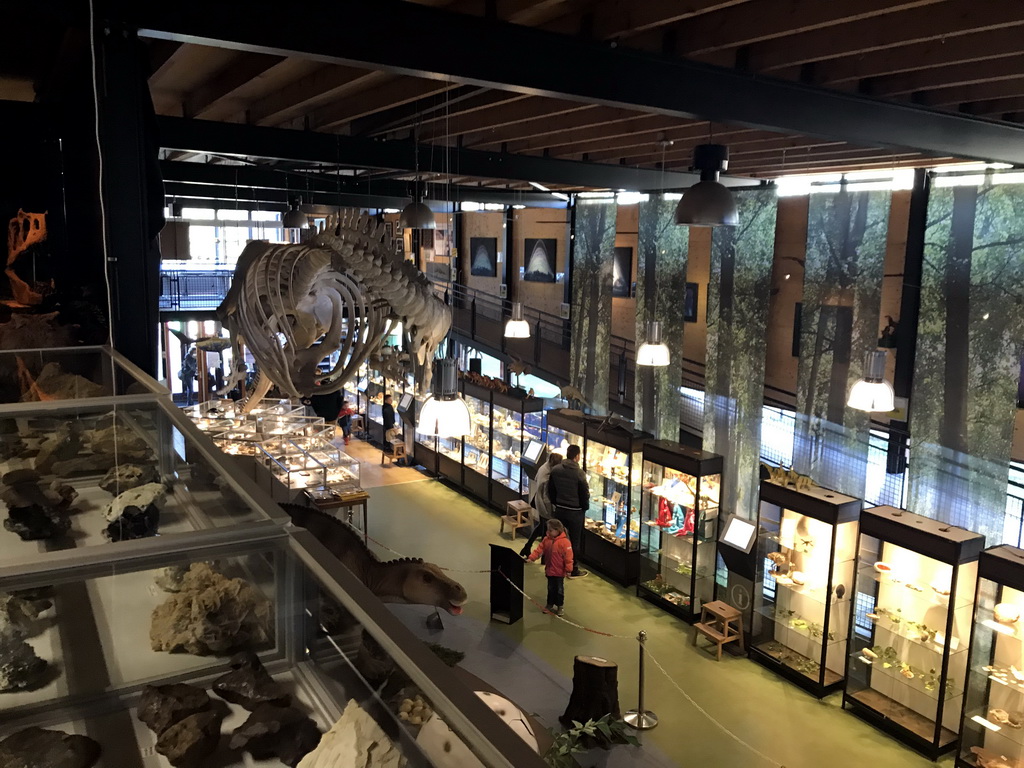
[489,391,546,510]
[749,479,860,697]
[579,416,652,587]
[544,407,585,458]
[636,441,723,622]
[363,369,389,444]
[461,380,493,503]
[257,438,329,500]
[957,545,1024,768]
[843,505,984,759]
[413,394,440,476]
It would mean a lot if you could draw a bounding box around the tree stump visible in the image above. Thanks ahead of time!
[560,655,620,727]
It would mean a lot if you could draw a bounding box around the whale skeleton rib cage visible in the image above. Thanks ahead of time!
[216,211,452,412]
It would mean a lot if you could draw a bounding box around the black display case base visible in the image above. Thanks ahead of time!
[636,583,697,623]
[749,643,843,699]
[438,453,462,484]
[490,479,523,512]
[463,466,491,506]
[367,419,385,445]
[413,443,438,476]
[580,529,641,587]
[843,691,957,760]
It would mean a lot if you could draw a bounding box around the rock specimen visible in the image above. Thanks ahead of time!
[155,565,189,593]
[0,727,100,768]
[150,563,274,656]
[155,709,224,768]
[98,463,159,495]
[1,469,76,541]
[103,482,167,542]
[3,506,70,541]
[137,683,211,736]
[0,630,47,691]
[297,699,400,768]
[20,362,106,403]
[33,423,82,473]
[213,651,290,709]
[50,455,121,478]
[85,424,153,462]
[230,703,321,767]
[0,592,52,638]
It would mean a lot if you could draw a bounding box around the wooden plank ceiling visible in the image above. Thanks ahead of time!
[87,1,1024,187]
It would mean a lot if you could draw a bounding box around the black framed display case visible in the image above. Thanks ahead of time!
[957,545,1024,768]
[489,391,546,510]
[636,441,724,622]
[749,480,861,697]
[412,393,439,476]
[544,407,584,457]
[579,417,652,587]
[364,369,387,444]
[843,505,984,759]
[461,381,492,502]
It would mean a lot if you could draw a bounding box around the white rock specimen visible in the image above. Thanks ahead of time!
[99,463,159,495]
[103,483,167,523]
[297,699,403,768]
[416,691,539,768]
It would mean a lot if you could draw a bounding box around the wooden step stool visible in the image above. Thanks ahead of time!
[500,500,534,541]
[694,600,745,661]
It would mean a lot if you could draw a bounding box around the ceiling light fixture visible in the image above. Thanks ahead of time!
[282,196,308,229]
[847,349,895,412]
[504,302,531,339]
[636,321,670,367]
[400,125,437,229]
[675,144,738,227]
[417,358,471,437]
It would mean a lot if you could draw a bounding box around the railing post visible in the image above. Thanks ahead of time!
[470,298,477,340]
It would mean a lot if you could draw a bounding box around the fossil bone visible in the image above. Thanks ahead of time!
[217,212,449,412]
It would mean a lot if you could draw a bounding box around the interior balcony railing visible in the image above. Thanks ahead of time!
[159,269,234,312]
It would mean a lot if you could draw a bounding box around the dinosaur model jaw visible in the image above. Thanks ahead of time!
[445,599,466,616]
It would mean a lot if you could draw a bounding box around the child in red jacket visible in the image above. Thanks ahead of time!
[528,519,574,616]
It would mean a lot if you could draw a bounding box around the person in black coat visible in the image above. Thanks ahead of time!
[382,394,396,450]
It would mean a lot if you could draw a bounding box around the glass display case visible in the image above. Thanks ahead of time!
[211,424,265,457]
[255,413,333,441]
[258,437,328,497]
[749,480,860,697]
[489,392,546,510]
[544,408,584,456]
[579,415,651,587]
[364,370,387,444]
[843,505,984,759]
[636,441,724,622]
[461,381,492,502]
[412,395,440,476]
[959,545,1024,768]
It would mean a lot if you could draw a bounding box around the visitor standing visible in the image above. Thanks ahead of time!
[338,399,355,445]
[527,519,574,616]
[546,444,589,578]
[179,348,198,406]
[520,452,563,557]
[382,393,396,450]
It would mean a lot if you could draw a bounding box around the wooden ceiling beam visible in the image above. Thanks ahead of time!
[183,53,286,119]
[921,78,1024,108]
[148,41,193,89]
[961,96,1024,117]
[444,0,575,24]
[246,64,380,125]
[602,137,850,167]
[865,55,1024,98]
[540,0,752,40]
[505,115,697,154]
[368,91,530,136]
[735,157,957,178]
[813,27,1024,86]
[147,40,183,78]
[563,126,762,162]
[740,1,1024,73]
[311,78,458,130]
[726,149,931,173]
[434,100,597,144]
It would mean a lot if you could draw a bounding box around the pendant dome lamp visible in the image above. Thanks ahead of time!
[504,302,531,338]
[400,127,437,230]
[847,349,895,412]
[675,144,739,227]
[282,196,308,229]
[636,321,670,366]
[417,358,471,438]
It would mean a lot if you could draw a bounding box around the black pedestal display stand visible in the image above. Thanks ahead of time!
[490,544,524,624]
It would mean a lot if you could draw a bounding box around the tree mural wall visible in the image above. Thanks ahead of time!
[570,200,616,415]
[793,189,891,498]
[635,195,689,439]
[703,190,778,521]
[908,179,1024,543]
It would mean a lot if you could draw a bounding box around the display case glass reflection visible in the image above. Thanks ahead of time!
[583,441,642,551]
[491,403,523,493]
[958,545,1024,768]
[844,505,983,759]
[462,389,491,479]
[637,441,723,622]
[749,482,859,697]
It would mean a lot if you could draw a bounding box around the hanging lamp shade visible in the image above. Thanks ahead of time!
[282,196,308,229]
[847,349,895,412]
[675,144,738,227]
[417,358,471,437]
[636,321,670,367]
[504,302,531,339]
[400,200,437,229]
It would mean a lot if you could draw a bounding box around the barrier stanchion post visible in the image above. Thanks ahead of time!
[624,630,658,730]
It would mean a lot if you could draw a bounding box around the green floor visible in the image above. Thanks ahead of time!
[366,476,952,768]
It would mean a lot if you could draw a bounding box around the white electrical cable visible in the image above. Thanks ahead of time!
[89,0,116,351]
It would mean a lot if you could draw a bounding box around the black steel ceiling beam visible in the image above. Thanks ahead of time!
[156,115,719,191]
[160,160,562,207]
[112,0,1024,165]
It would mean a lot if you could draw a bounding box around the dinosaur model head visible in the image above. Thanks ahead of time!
[385,558,468,615]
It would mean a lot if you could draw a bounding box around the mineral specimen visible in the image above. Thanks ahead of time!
[213,651,290,709]
[0,727,100,768]
[33,423,82,473]
[155,565,189,593]
[0,630,47,691]
[98,463,159,495]
[137,683,212,736]
[229,703,321,767]
[155,709,224,768]
[0,592,52,639]
[103,482,167,542]
[297,700,399,768]
[0,469,76,541]
[3,505,70,541]
[85,425,153,462]
[150,563,274,656]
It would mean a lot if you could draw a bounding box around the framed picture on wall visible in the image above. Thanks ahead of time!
[684,282,700,323]
[523,238,557,282]
[612,246,632,297]
[469,237,498,277]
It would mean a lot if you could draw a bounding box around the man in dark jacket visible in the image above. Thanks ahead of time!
[546,443,589,578]
[382,394,396,450]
